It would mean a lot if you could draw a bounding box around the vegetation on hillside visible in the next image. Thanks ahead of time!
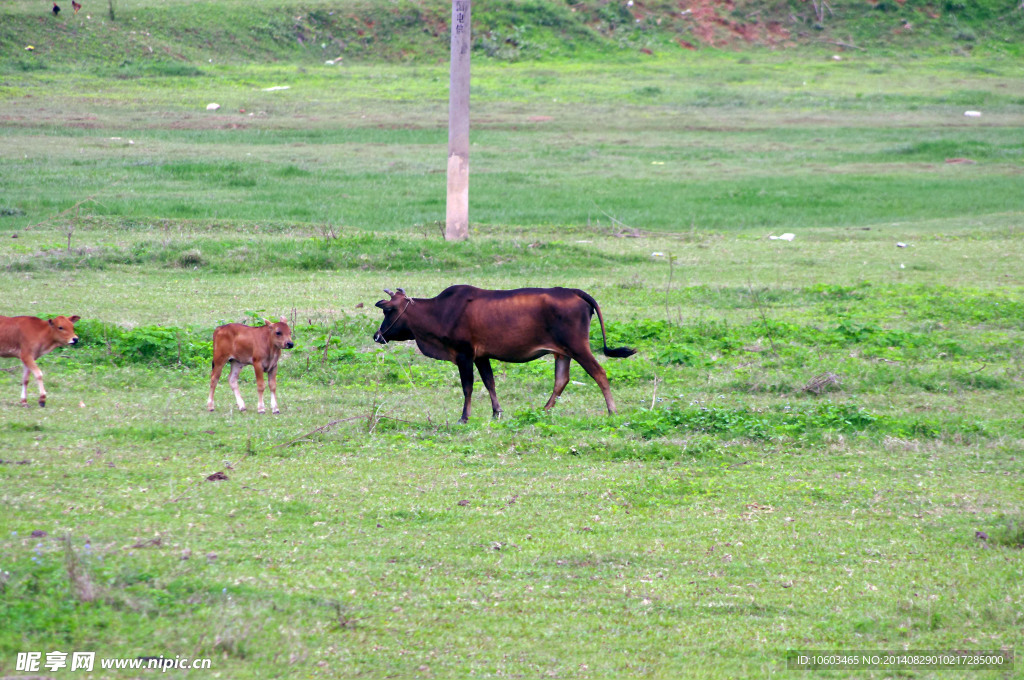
[2,0,1023,68]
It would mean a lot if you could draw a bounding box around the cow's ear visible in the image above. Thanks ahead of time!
[279,317,288,324]
[70,315,81,323]
[49,319,55,327]
[375,300,387,309]
[263,318,272,326]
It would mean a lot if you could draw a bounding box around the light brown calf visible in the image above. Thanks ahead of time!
[0,315,81,407]
[208,320,294,414]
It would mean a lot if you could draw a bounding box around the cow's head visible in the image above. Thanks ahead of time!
[374,288,414,344]
[265,318,295,350]
[48,315,81,346]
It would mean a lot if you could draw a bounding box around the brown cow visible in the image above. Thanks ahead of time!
[207,319,294,414]
[0,315,81,407]
[374,286,635,423]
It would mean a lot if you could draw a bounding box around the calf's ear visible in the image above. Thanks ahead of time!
[70,315,81,322]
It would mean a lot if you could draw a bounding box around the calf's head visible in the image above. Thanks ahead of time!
[49,315,81,346]
[374,288,414,344]
[265,319,295,350]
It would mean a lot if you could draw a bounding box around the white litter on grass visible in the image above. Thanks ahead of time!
[262,86,291,92]
[769,233,795,241]
[206,103,220,111]
[896,242,908,248]
[651,251,665,257]
[964,110,982,117]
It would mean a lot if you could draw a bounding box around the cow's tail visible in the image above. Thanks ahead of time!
[573,290,637,358]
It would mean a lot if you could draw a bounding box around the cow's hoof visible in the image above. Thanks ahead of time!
[238,407,246,413]
[257,409,266,415]
[38,400,46,408]
[458,417,468,425]
[492,410,503,420]
[272,409,280,415]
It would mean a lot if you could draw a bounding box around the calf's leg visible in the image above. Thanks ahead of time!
[208,360,226,411]
[227,361,247,412]
[20,363,30,406]
[253,364,267,414]
[267,365,280,414]
[20,356,45,407]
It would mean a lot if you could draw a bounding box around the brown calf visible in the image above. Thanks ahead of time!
[207,319,294,414]
[0,315,81,407]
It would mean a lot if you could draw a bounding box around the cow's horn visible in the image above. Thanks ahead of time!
[383,289,395,297]
[396,288,406,295]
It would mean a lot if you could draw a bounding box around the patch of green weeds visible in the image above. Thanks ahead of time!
[624,401,879,441]
[75,320,211,368]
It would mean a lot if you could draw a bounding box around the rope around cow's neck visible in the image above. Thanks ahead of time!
[377,298,413,344]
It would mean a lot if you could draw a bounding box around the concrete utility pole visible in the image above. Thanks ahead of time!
[445,0,471,241]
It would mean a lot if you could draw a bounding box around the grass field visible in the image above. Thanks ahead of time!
[2,3,1024,677]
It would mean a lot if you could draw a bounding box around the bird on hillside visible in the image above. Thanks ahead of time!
[52,2,60,16]
[72,0,82,14]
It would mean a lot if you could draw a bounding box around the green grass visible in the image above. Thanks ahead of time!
[1,219,1022,678]
[2,55,1024,233]
[1,5,1023,678]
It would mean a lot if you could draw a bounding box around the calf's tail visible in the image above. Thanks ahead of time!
[573,289,637,358]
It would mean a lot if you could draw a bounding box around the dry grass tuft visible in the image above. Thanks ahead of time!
[802,372,842,395]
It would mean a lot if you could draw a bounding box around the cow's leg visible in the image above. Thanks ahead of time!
[227,361,247,412]
[569,349,617,415]
[208,359,226,411]
[19,362,31,407]
[474,358,502,419]
[253,364,267,414]
[20,356,45,407]
[543,354,572,410]
[20,363,30,406]
[456,355,475,424]
[267,365,280,414]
